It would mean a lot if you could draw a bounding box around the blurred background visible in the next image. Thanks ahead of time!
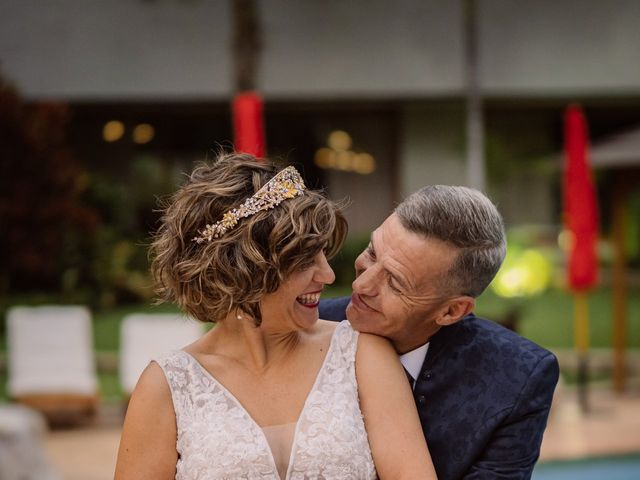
[1,0,639,479]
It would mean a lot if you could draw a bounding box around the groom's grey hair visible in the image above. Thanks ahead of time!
[395,185,506,298]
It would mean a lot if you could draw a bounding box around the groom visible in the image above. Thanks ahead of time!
[320,185,559,480]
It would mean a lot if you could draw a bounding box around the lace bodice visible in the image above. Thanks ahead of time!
[154,320,377,480]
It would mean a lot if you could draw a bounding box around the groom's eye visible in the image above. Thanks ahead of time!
[365,244,376,260]
[388,279,402,294]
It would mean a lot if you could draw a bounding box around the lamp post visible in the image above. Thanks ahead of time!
[231,0,265,157]
[463,0,485,191]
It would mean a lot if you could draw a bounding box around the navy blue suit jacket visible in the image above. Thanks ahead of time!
[319,296,559,480]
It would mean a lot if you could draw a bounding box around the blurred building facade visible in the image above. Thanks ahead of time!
[2,0,640,234]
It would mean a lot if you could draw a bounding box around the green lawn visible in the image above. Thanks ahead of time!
[92,303,181,351]
[475,287,640,349]
[99,371,123,404]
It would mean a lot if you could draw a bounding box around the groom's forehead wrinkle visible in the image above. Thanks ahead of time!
[386,255,413,290]
[373,227,415,291]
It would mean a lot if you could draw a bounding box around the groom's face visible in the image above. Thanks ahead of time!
[346,213,460,354]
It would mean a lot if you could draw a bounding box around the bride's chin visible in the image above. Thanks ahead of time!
[293,303,319,325]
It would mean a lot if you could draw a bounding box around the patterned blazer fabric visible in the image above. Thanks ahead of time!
[319,296,559,480]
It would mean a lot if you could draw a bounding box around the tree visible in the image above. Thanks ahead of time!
[0,74,99,294]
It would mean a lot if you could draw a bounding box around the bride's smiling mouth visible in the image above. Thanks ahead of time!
[296,291,322,308]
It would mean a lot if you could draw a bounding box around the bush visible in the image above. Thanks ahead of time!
[0,76,99,294]
[330,233,370,289]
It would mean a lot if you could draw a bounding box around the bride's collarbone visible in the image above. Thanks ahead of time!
[195,322,334,375]
[188,331,334,426]
[220,349,325,393]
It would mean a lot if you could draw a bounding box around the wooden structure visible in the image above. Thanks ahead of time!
[590,126,640,392]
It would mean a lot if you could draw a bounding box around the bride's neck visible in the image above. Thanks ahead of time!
[211,314,301,372]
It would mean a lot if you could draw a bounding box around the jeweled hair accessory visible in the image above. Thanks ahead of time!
[193,166,306,243]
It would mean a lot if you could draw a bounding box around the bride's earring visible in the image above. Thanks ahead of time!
[236,312,243,321]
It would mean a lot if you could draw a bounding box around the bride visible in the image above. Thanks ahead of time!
[114,154,437,479]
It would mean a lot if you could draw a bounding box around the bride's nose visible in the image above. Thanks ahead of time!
[314,251,336,285]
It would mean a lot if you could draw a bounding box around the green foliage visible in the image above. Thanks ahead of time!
[0,73,183,307]
[329,233,370,289]
[490,226,560,299]
[85,155,180,308]
[476,287,640,349]
[90,226,153,309]
[98,372,123,404]
[627,191,640,264]
[484,114,558,185]
[93,303,181,351]
[0,76,99,294]
[0,371,5,400]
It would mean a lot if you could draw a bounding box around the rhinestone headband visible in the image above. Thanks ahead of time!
[193,166,306,243]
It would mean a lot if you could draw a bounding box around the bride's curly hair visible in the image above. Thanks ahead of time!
[150,152,347,326]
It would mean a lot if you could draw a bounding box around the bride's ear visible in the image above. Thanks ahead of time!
[436,296,475,326]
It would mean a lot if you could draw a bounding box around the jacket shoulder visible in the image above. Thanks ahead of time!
[461,314,555,363]
[318,296,350,322]
[426,314,558,402]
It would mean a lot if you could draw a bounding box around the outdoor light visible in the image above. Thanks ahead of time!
[132,123,155,144]
[557,229,573,251]
[353,153,375,174]
[335,150,352,170]
[328,130,352,151]
[314,147,334,168]
[313,130,376,175]
[103,120,125,142]
[491,248,552,298]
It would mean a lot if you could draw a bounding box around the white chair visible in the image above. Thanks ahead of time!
[119,313,204,396]
[0,404,59,480]
[6,305,99,423]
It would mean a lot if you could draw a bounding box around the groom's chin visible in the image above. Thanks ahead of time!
[345,302,366,332]
[345,301,357,323]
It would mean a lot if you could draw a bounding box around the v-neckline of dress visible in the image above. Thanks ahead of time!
[178,323,342,479]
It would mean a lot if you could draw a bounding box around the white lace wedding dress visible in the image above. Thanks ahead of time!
[154,320,377,480]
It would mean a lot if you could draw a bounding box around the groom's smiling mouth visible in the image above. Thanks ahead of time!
[351,293,378,312]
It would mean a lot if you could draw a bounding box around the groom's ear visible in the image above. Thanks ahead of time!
[436,296,475,326]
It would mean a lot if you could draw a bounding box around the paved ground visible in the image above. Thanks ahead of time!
[42,385,640,480]
[44,424,121,480]
[540,386,640,461]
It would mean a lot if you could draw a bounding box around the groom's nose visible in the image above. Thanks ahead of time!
[352,262,380,296]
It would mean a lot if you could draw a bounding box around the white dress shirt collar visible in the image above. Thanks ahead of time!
[399,342,430,384]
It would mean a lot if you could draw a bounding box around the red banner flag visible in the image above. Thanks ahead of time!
[563,104,599,291]
[232,91,265,158]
